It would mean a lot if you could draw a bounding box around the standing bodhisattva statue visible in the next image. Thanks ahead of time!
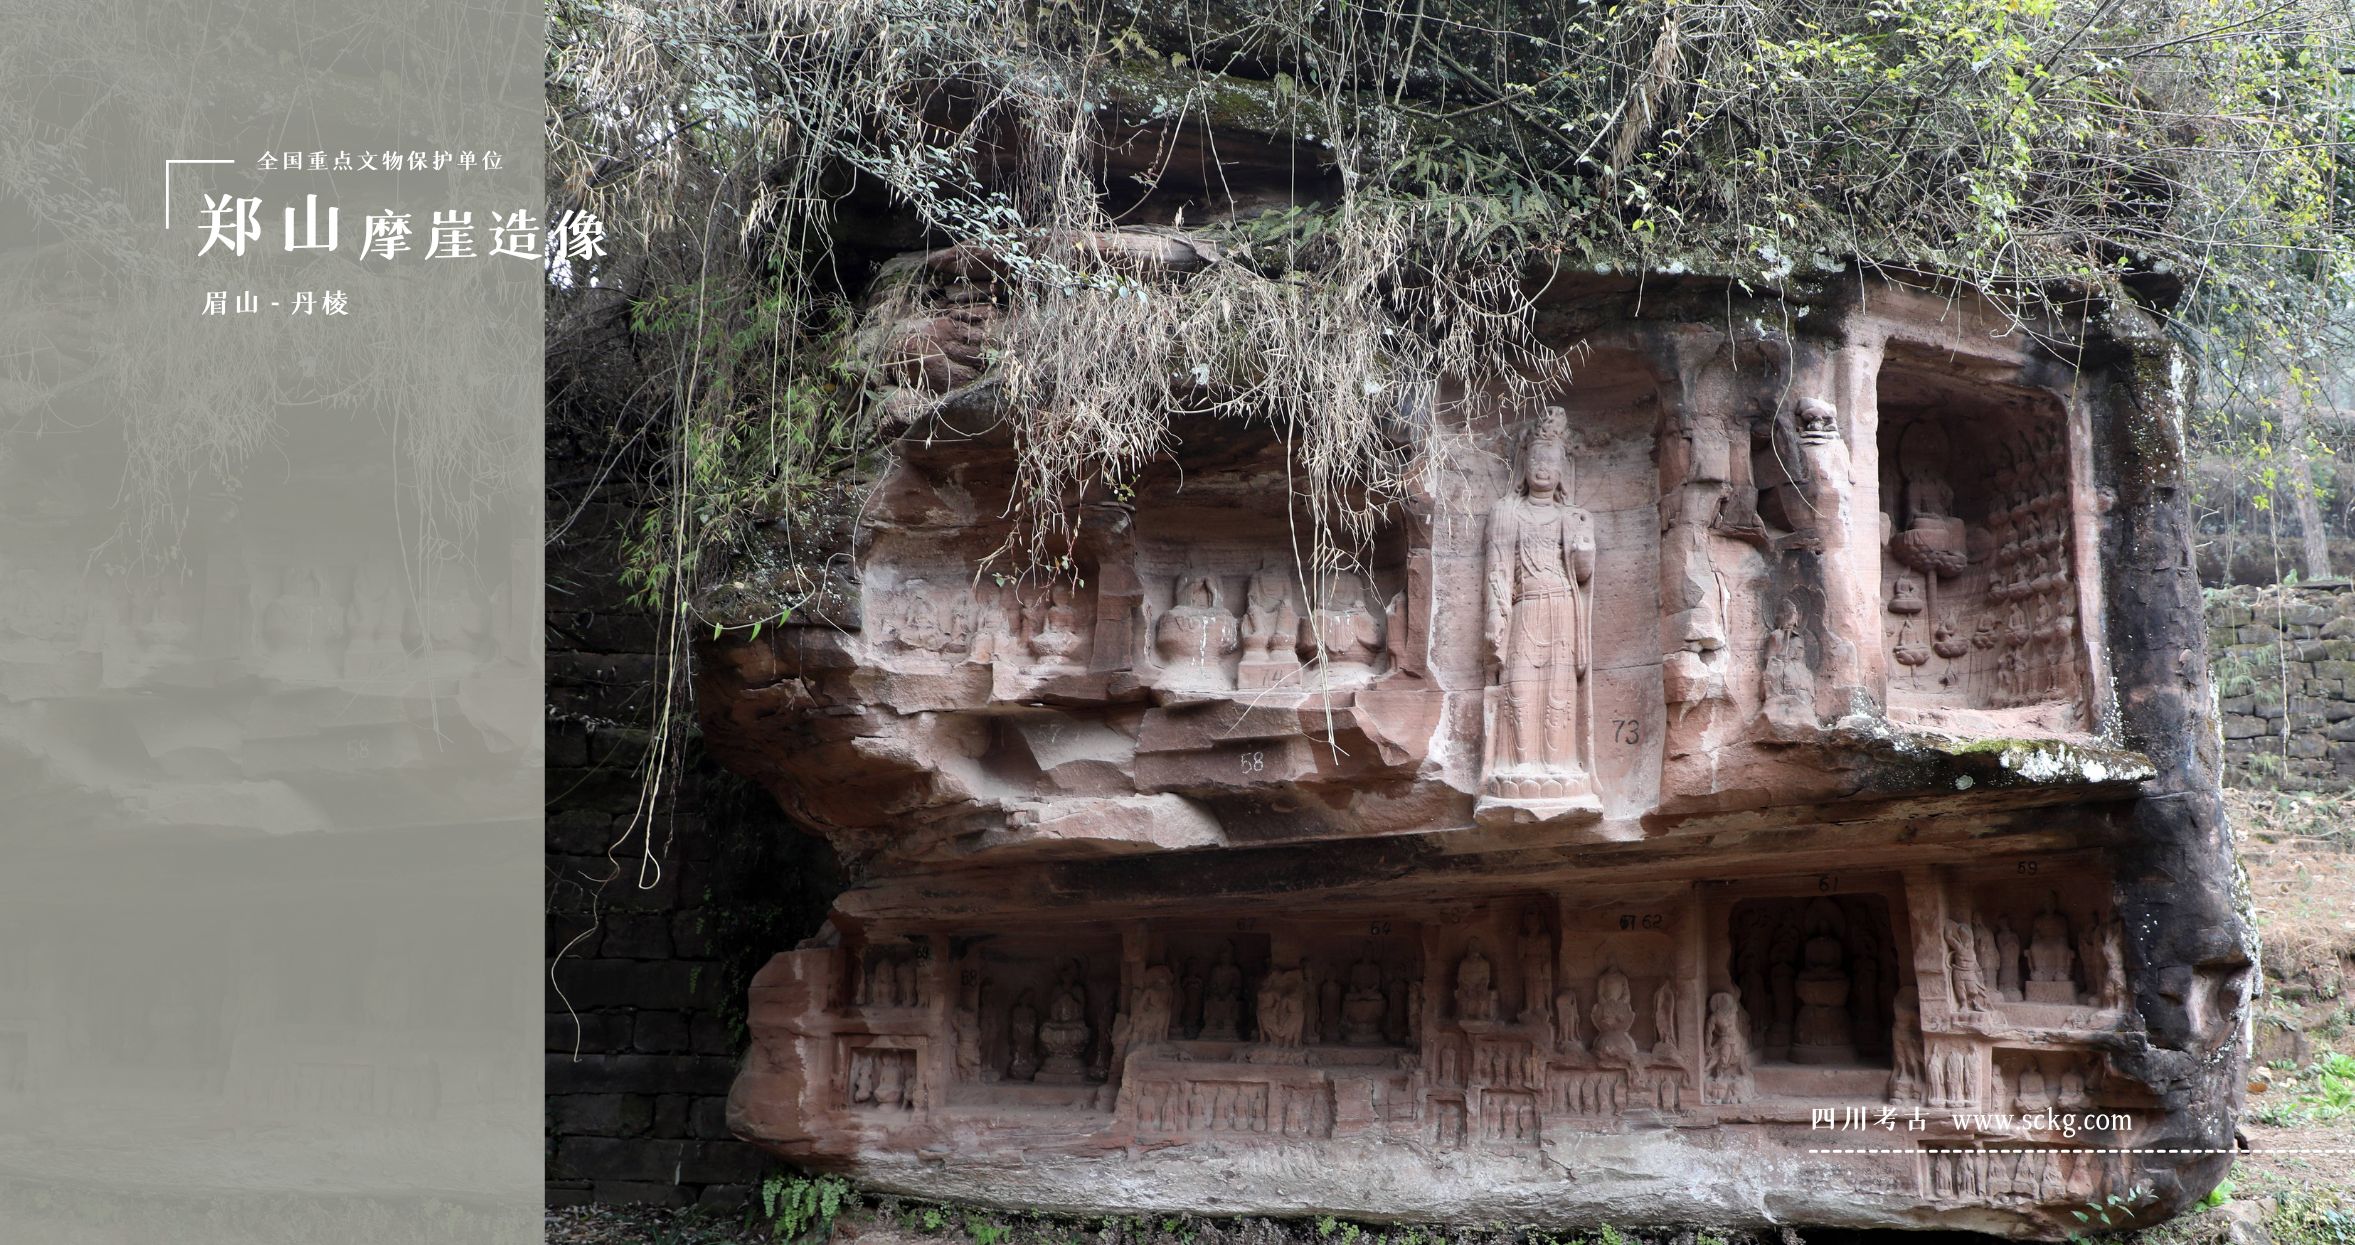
[1485,407,1597,804]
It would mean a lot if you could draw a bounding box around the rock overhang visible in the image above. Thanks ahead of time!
[700,270,2247,1237]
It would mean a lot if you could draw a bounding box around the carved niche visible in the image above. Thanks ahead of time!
[1875,359,2092,731]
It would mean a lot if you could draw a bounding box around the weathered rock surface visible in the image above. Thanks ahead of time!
[702,270,2251,1237]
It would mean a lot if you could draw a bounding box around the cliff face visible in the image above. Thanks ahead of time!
[689,252,2249,1235]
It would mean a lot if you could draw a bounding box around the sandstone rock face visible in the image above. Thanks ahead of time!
[703,273,2250,1237]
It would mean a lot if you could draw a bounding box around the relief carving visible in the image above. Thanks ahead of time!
[1479,1090,1542,1145]
[1299,574,1389,688]
[1703,991,1755,1103]
[709,270,2222,1235]
[1945,918,1992,1013]
[1997,921,2025,1001]
[1483,409,1598,812]
[1007,990,1042,1082]
[858,945,926,1009]
[2097,912,2128,1008]
[1789,900,1854,1065]
[1552,1068,1630,1118]
[1153,572,1239,690]
[1455,938,1499,1025]
[2024,893,2078,1004]
[1590,967,1640,1068]
[1254,966,1308,1050]
[1021,581,1091,673]
[1927,1042,1983,1110]
[1132,965,1175,1046]
[1651,982,1682,1064]
[1921,1145,2099,1207]
[1036,960,1093,1083]
[1518,909,1555,1026]
[1758,600,1818,734]
[1236,566,1304,690]
[885,579,972,657]
[1552,985,1587,1059]
[953,971,989,1082]
[1341,959,1388,1046]
[847,1046,919,1110]
[1888,987,1927,1104]
[1201,942,1245,1040]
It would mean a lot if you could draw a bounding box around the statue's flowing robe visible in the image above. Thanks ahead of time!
[1485,493,1596,776]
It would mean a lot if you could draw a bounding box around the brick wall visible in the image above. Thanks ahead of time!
[2207,582,2355,791]
[544,360,839,1209]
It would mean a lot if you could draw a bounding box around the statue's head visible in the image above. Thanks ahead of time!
[1248,566,1282,603]
[1797,397,1838,440]
[1519,407,1570,501]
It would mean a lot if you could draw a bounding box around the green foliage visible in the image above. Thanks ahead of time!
[761,1173,854,1242]
[2066,1183,2154,1241]
[554,0,2354,620]
[2268,1190,2355,1245]
[2252,1050,2355,1124]
[549,0,2354,853]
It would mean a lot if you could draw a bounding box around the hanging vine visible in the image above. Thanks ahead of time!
[544,0,2354,863]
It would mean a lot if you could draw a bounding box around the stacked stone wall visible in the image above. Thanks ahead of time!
[2207,582,2355,790]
